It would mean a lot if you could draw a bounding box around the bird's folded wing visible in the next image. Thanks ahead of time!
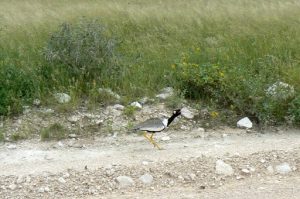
[133,118,165,132]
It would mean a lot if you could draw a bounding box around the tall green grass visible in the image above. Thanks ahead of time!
[0,0,299,123]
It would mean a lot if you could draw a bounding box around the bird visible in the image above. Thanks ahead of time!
[133,109,181,150]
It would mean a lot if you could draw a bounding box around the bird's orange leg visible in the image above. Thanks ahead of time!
[143,132,153,145]
[150,134,162,150]
[143,132,162,150]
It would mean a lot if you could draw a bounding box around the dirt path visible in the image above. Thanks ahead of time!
[0,128,300,198]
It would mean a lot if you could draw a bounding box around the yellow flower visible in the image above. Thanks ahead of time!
[210,111,219,118]
[171,64,176,69]
[219,71,224,77]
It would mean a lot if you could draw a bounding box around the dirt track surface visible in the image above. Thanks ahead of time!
[0,128,300,198]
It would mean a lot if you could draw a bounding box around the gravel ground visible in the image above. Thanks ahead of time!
[1,127,300,199]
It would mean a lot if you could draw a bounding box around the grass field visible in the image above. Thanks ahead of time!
[0,0,300,123]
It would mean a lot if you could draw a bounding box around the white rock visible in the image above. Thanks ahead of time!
[178,175,184,181]
[44,187,50,192]
[139,173,153,185]
[241,168,250,174]
[16,176,24,184]
[181,125,190,131]
[41,108,54,114]
[156,87,174,100]
[105,169,115,176]
[189,173,196,181]
[26,176,31,183]
[63,172,70,178]
[38,187,45,193]
[109,108,122,118]
[113,104,125,111]
[267,165,274,174]
[54,93,71,104]
[7,144,17,149]
[142,161,149,166]
[68,134,77,138]
[161,136,171,141]
[68,115,80,123]
[68,142,83,148]
[181,107,194,119]
[130,101,142,109]
[93,119,103,125]
[215,160,234,176]
[98,88,120,100]
[249,167,256,172]
[112,132,118,138]
[116,176,134,188]
[33,99,41,106]
[55,141,64,148]
[237,117,253,129]
[8,184,17,190]
[58,177,66,183]
[196,127,205,133]
[275,163,292,174]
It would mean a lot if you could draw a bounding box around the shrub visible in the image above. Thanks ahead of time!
[43,18,120,89]
[0,65,38,115]
[173,48,296,124]
[173,52,226,101]
[123,106,138,117]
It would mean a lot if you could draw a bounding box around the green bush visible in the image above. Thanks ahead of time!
[0,65,38,115]
[42,18,120,90]
[173,48,296,124]
[123,106,138,117]
[173,51,226,100]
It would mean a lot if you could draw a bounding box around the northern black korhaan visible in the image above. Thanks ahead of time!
[133,109,181,149]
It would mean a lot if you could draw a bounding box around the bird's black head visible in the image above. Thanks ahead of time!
[173,109,181,117]
[167,109,182,126]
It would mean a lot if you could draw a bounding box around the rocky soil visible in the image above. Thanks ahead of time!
[1,127,299,199]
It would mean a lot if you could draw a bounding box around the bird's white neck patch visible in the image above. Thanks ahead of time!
[162,118,168,127]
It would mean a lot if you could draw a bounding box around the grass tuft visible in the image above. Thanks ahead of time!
[40,123,67,141]
[123,106,139,118]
